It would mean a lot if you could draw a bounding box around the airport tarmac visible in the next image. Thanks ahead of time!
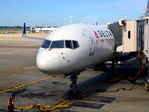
[0,40,149,112]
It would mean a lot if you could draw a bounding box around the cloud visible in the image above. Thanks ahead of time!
[93,0,147,10]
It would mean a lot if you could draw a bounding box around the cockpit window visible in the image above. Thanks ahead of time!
[65,40,72,49]
[41,40,79,49]
[72,41,79,49]
[51,40,64,48]
[41,40,51,48]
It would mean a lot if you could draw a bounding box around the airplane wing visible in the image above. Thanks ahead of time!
[22,23,45,40]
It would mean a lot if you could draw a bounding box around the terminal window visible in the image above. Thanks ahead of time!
[128,31,131,39]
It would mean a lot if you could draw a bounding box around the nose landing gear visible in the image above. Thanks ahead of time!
[68,73,82,99]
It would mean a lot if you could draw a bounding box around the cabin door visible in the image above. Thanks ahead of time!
[85,30,95,56]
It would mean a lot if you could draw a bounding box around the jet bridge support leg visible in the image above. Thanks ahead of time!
[94,63,106,71]
[145,61,149,91]
[147,61,149,82]
[111,60,115,73]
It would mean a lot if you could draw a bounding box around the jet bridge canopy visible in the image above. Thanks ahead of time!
[108,22,122,48]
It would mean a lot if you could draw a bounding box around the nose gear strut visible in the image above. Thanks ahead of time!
[68,73,81,99]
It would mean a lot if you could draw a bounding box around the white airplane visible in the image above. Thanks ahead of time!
[23,23,115,98]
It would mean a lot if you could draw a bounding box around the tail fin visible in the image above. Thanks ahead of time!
[23,23,26,36]
[22,23,45,40]
[145,0,149,16]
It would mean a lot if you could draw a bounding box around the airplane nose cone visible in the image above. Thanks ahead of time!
[36,52,60,74]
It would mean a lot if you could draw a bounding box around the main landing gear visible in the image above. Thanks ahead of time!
[68,72,81,99]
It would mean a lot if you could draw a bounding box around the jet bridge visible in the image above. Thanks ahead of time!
[110,18,149,88]
[142,17,149,86]
[116,20,145,53]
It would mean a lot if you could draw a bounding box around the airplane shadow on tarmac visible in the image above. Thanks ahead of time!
[62,58,146,101]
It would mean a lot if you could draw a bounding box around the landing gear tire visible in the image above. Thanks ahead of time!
[68,89,75,99]
[75,90,82,99]
[68,90,82,100]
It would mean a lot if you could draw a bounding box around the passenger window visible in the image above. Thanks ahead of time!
[98,31,102,37]
[109,31,113,36]
[106,31,109,37]
[100,31,103,37]
[65,40,72,49]
[107,31,111,36]
[103,31,106,37]
[73,41,79,49]
[101,31,106,37]
[128,31,131,39]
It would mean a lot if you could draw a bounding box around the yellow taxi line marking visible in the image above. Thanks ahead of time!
[0,76,53,94]
[16,80,102,112]
[82,82,101,95]
[10,74,103,111]
[48,100,71,111]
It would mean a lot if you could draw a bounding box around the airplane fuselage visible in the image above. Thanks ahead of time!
[36,24,115,74]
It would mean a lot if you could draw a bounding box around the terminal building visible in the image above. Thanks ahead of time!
[30,26,58,33]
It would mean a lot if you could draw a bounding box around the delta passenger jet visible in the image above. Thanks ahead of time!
[23,23,115,98]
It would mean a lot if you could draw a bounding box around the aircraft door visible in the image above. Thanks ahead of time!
[137,21,144,51]
[85,30,95,56]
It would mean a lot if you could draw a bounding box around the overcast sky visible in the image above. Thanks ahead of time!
[0,0,147,26]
